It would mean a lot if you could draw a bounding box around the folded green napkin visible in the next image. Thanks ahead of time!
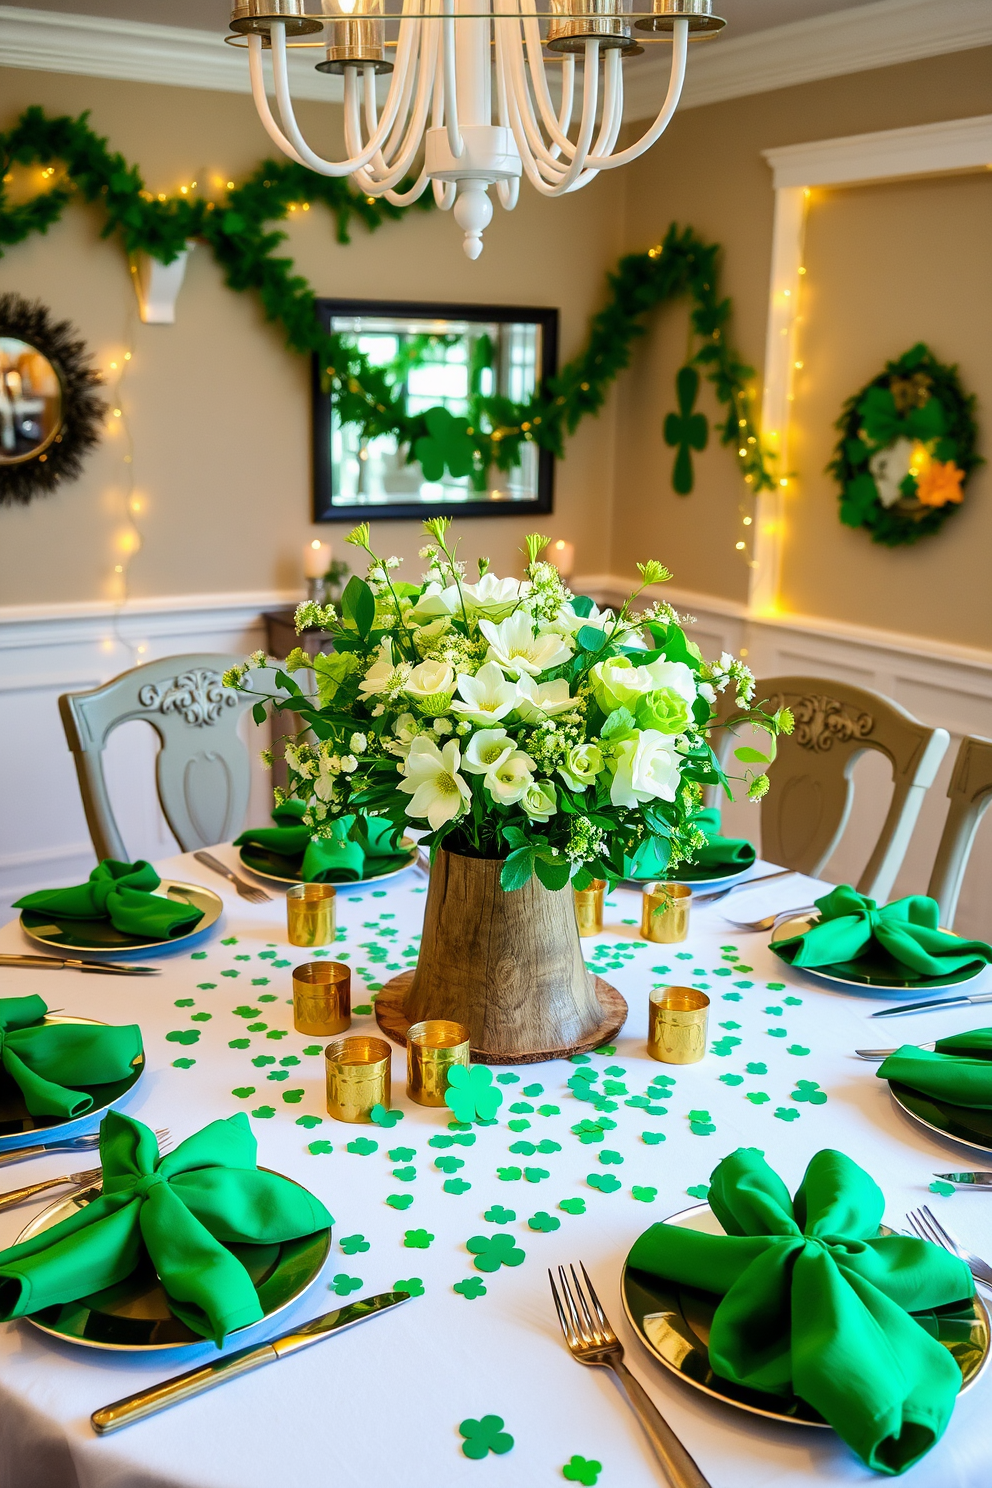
[624,807,755,880]
[13,860,203,940]
[628,1148,973,1475]
[0,1110,332,1345]
[771,884,992,978]
[879,1027,992,1108]
[0,995,142,1119]
[235,800,409,882]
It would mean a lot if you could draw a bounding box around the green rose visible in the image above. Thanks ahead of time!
[635,687,689,735]
[589,657,645,713]
[520,780,557,821]
[558,743,604,792]
[313,650,360,705]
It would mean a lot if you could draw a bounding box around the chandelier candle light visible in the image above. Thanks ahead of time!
[228,0,725,257]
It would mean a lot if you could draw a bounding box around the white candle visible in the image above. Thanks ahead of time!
[547,539,575,580]
[303,539,332,579]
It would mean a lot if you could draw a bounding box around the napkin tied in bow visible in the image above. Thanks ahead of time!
[14,860,203,940]
[235,800,409,882]
[628,1147,972,1475]
[0,1111,332,1344]
[0,996,142,1119]
[879,1026,992,1109]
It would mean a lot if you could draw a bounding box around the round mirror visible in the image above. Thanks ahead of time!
[0,337,63,465]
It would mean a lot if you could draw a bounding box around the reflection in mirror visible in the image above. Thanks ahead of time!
[313,300,557,521]
[0,338,62,464]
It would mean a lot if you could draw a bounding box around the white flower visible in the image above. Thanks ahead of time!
[359,637,410,698]
[460,573,524,620]
[485,749,536,805]
[550,600,615,637]
[349,732,368,754]
[698,681,716,707]
[339,755,358,773]
[515,674,575,722]
[869,437,916,509]
[590,655,697,714]
[642,658,697,709]
[462,729,515,776]
[397,737,471,829]
[608,730,681,808]
[408,582,459,624]
[384,711,421,760]
[433,717,453,735]
[479,611,573,678]
[452,661,519,725]
[520,780,557,821]
[404,659,455,713]
[558,742,604,792]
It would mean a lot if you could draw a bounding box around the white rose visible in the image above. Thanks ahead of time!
[641,658,698,709]
[608,730,681,808]
[485,749,536,804]
[520,780,557,821]
[558,742,604,792]
[404,659,455,716]
[460,573,524,620]
[349,732,368,754]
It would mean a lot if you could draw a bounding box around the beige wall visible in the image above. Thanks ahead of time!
[611,47,992,645]
[0,69,624,606]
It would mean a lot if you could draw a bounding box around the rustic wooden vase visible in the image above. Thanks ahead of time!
[374,848,626,1064]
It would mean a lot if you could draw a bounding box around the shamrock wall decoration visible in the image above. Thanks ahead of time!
[413,406,485,488]
[663,365,709,495]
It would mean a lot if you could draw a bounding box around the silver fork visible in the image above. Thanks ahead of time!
[193,851,272,904]
[721,904,818,933]
[549,1263,712,1488]
[905,1205,992,1288]
[0,1128,170,1170]
[694,867,796,905]
[0,1128,175,1212]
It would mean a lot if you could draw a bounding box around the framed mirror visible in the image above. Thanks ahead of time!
[312,298,557,522]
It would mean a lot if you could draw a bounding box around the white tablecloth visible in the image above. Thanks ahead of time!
[0,851,989,1488]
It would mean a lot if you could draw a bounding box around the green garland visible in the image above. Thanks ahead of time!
[829,343,981,547]
[0,106,773,495]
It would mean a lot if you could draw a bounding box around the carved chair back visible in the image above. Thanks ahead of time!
[927,734,992,928]
[59,654,253,863]
[708,676,949,903]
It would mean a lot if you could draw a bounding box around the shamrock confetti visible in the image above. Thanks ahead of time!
[688,1109,716,1136]
[454,1277,487,1299]
[527,1211,561,1233]
[563,1455,603,1485]
[175,999,194,1008]
[559,1198,586,1215]
[524,1168,549,1183]
[370,1104,403,1127]
[746,1089,771,1105]
[719,1074,744,1086]
[686,1184,710,1200]
[172,1058,196,1069]
[787,1045,811,1057]
[232,1087,255,1100]
[308,1140,333,1154]
[767,1028,787,1039]
[339,1234,370,1254]
[386,1194,414,1210]
[467,1234,525,1272]
[641,1131,666,1145]
[496,1072,520,1084]
[330,1274,363,1296]
[587,1173,621,1194]
[392,1167,417,1182]
[282,1090,304,1104]
[746,1062,767,1075]
[389,1147,416,1162]
[598,1150,623,1166]
[347,1138,378,1156]
[395,1276,425,1297]
[434,1156,464,1173]
[296,1115,322,1128]
[459,1415,514,1459]
[484,1205,516,1224]
[444,1178,471,1195]
[792,1080,827,1104]
[631,1186,657,1203]
[166,1030,199,1046]
[929,1181,955,1197]
[444,1065,503,1124]
[774,1107,800,1122]
[497,1167,522,1182]
[251,1106,275,1119]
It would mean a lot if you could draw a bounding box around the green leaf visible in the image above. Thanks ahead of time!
[733,746,769,764]
[576,624,609,653]
[252,701,267,725]
[341,576,376,639]
[533,855,571,892]
[601,707,636,741]
[500,847,535,892]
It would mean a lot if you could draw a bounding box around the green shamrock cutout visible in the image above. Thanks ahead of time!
[166,1030,199,1046]
[527,1211,561,1233]
[792,1081,827,1105]
[787,1045,810,1057]
[174,999,194,1008]
[524,1167,549,1183]
[347,1138,378,1156]
[719,1074,744,1087]
[389,1147,416,1162]
[340,1234,370,1254]
[251,1105,275,1119]
[232,1087,255,1099]
[444,1065,503,1125]
[386,1193,414,1210]
[191,952,207,960]
[563,1455,603,1485]
[330,1273,363,1296]
[538,1105,561,1117]
[571,1120,605,1144]
[496,1071,520,1084]
[395,1276,425,1297]
[688,1109,715,1136]
[746,1091,770,1105]
[641,1131,666,1145]
[509,1141,537,1156]
[767,1028,787,1039]
[370,1104,403,1127]
[414,406,480,483]
[929,1180,955,1197]
[392,1166,417,1182]
[523,1083,544,1096]
[172,1058,195,1069]
[686,1184,710,1200]
[598,1150,623,1166]
[459,1415,514,1460]
[559,1197,586,1215]
[303,1045,323,1055]
[444,1178,471,1195]
[746,1062,767,1075]
[497,1166,522,1182]
[632,1186,657,1203]
[267,1070,288,1082]
[404,1228,434,1249]
[252,1056,276,1068]
[764,1005,783,1016]
[710,1038,740,1057]
[282,1090,304,1104]
[296,1115,322,1128]
[221,937,238,946]
[485,1204,516,1224]
[784,996,803,1006]
[196,983,216,990]
[232,1007,259,1019]
[507,1119,531,1133]
[435,1156,465,1173]
[509,1102,535,1115]
[774,1107,800,1122]
[454,1276,487,1299]
[587,1173,621,1194]
[467,1234,526,1272]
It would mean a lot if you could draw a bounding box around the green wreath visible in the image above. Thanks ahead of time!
[828,343,981,547]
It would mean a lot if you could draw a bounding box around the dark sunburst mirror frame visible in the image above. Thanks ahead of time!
[0,293,107,506]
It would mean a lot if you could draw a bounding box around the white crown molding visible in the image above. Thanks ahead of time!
[0,588,300,650]
[764,113,992,189]
[0,5,341,100]
[625,0,992,121]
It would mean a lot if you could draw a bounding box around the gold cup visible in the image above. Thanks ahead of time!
[640,881,692,943]
[574,880,607,938]
[286,882,336,948]
[293,961,351,1036]
[406,1019,470,1106]
[324,1035,391,1122]
[649,986,709,1064]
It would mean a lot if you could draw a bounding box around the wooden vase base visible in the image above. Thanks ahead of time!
[374,971,628,1066]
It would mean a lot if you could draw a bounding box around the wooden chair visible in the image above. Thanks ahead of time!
[59,654,254,863]
[708,676,949,903]
[927,734,992,928]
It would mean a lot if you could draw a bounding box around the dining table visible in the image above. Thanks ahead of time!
[0,846,989,1488]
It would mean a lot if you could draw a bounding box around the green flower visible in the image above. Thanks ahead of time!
[467,1233,526,1273]
[634,687,689,735]
[444,1065,503,1124]
[459,1415,514,1459]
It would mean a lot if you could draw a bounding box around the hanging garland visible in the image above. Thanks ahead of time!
[828,343,981,547]
[0,106,773,496]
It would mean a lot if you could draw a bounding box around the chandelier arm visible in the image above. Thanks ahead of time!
[496,177,520,207]
[520,1,580,156]
[496,17,575,176]
[579,45,623,176]
[557,54,576,153]
[269,22,381,174]
[384,167,432,205]
[584,16,687,169]
[370,3,431,167]
[500,63,571,193]
[429,54,458,208]
[344,13,439,191]
[441,0,466,160]
[247,34,308,166]
[358,20,442,190]
[550,39,601,191]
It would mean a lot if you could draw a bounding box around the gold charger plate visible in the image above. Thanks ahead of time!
[20,879,222,955]
[0,1013,144,1147]
[239,839,419,887]
[16,1168,330,1350]
[621,1202,990,1425]
[770,914,983,996]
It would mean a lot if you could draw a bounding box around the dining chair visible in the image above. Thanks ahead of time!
[59,654,254,863]
[926,734,992,929]
[707,676,950,904]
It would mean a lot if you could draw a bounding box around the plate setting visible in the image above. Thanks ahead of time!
[888,1081,992,1157]
[622,1202,990,1425]
[19,879,222,956]
[770,914,985,997]
[238,840,420,888]
[0,1014,144,1147]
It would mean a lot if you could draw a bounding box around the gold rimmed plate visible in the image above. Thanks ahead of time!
[0,1014,144,1146]
[770,914,985,996]
[20,879,222,956]
[239,839,419,888]
[16,1170,330,1350]
[889,1081,992,1157]
[622,1202,990,1425]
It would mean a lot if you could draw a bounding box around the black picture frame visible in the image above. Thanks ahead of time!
[312,297,558,523]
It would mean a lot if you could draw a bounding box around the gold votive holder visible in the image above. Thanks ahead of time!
[325,1035,391,1122]
[640,881,692,943]
[649,986,709,1064]
[286,881,336,947]
[574,879,607,938]
[293,961,350,1036]
[406,1019,470,1106]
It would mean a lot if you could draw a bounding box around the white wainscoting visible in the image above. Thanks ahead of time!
[0,592,298,918]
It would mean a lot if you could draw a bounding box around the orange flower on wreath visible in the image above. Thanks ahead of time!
[915,460,965,508]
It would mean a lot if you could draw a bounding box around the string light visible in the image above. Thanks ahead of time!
[102,295,145,660]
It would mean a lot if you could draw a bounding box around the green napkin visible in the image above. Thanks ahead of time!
[771,885,992,978]
[628,1148,973,1475]
[0,996,142,1119]
[13,860,203,940]
[624,807,755,880]
[879,1027,992,1109]
[0,1110,332,1345]
[235,801,410,882]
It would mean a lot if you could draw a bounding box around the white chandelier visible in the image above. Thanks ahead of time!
[229,0,725,258]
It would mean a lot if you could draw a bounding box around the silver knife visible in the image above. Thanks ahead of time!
[870,991,992,1018]
[91,1290,412,1434]
[855,1042,936,1061]
[933,1172,992,1188]
[0,954,159,977]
